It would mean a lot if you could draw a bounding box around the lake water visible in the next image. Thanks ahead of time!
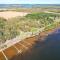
[0,4,60,8]
[11,27,60,60]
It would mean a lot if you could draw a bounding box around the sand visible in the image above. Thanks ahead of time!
[0,11,28,19]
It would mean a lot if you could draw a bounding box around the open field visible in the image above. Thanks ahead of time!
[0,11,28,19]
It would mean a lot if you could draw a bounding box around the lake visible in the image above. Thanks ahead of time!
[11,27,60,60]
[0,4,60,8]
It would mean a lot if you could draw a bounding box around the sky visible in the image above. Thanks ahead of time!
[0,0,60,4]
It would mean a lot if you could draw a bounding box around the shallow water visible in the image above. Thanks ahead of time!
[11,28,60,60]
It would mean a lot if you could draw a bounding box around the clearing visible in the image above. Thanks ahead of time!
[0,11,28,19]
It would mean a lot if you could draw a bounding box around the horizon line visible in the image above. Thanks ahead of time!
[0,3,60,5]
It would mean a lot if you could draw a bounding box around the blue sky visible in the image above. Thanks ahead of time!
[0,0,60,4]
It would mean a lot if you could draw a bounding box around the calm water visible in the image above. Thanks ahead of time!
[0,4,60,8]
[11,28,60,60]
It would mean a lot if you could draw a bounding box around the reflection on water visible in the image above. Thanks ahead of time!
[11,28,60,60]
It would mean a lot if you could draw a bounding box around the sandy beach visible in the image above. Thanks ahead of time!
[0,11,28,19]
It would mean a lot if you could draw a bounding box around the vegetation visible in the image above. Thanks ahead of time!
[0,18,20,44]
[0,12,60,43]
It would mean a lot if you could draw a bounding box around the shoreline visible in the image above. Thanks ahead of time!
[0,24,59,60]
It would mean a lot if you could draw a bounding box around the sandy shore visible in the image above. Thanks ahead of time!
[0,11,28,19]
